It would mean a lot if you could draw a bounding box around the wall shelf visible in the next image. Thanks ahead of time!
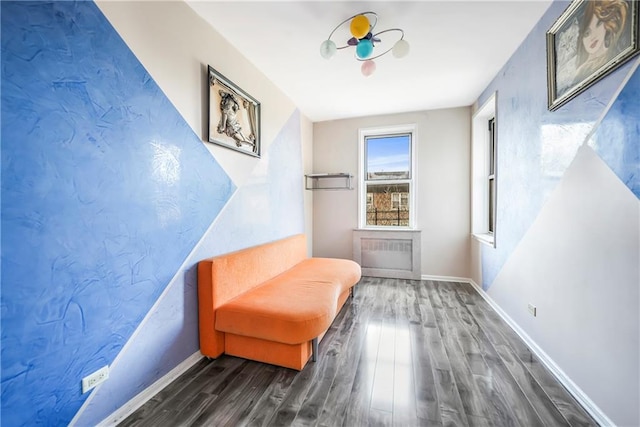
[305,173,353,190]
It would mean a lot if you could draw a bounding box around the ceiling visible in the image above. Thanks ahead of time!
[187,1,552,122]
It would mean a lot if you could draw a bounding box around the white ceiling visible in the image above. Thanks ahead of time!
[187,1,552,122]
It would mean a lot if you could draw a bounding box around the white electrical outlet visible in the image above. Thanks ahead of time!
[528,304,537,317]
[82,365,109,393]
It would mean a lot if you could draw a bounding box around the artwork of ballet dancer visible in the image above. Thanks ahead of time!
[208,65,261,157]
[546,0,639,110]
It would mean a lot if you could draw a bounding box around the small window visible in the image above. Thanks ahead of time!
[392,193,400,209]
[391,192,409,210]
[359,126,416,229]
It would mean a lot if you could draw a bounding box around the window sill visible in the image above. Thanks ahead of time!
[356,227,418,232]
[472,233,495,247]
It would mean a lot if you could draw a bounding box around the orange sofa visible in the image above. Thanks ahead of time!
[197,234,361,370]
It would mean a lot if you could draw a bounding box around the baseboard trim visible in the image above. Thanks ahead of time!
[420,274,472,283]
[466,279,614,427]
[97,351,204,426]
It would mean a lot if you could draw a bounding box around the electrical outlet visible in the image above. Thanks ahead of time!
[528,304,537,317]
[82,365,109,393]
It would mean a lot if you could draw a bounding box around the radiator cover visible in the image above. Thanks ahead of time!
[352,229,421,279]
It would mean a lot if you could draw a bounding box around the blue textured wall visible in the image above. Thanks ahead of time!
[1,1,235,425]
[73,110,304,426]
[476,0,637,289]
[588,66,640,197]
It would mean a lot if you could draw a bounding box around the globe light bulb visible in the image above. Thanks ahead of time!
[319,39,337,59]
[361,60,376,76]
[356,39,373,59]
[392,39,410,58]
[350,15,370,39]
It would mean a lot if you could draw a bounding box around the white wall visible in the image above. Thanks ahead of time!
[487,145,639,425]
[301,114,314,254]
[312,108,471,278]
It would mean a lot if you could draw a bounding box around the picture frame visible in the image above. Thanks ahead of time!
[546,0,639,111]
[208,65,261,157]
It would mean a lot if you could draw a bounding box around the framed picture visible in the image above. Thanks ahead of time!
[546,0,639,111]
[208,65,261,157]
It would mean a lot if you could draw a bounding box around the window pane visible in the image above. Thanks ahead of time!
[365,134,411,180]
[489,178,495,233]
[366,183,410,227]
[489,118,496,175]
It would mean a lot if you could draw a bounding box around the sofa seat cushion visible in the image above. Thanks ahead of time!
[301,257,362,294]
[215,258,360,345]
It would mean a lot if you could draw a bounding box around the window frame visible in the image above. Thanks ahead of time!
[358,124,417,230]
[471,93,498,247]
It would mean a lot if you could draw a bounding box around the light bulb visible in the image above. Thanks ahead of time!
[361,60,376,76]
[320,40,337,59]
[350,15,370,39]
[392,39,410,58]
[356,39,373,59]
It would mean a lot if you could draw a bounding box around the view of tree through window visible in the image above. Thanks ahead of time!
[364,134,411,227]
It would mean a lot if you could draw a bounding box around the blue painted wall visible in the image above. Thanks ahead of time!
[74,110,305,426]
[588,66,640,196]
[476,0,637,289]
[1,1,235,424]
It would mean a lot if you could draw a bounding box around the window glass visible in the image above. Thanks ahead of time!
[489,178,495,234]
[365,134,411,180]
[489,118,496,175]
[366,183,410,227]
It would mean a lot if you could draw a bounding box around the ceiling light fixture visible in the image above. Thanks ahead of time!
[320,12,409,77]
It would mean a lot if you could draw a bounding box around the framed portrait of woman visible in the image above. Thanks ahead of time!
[546,0,639,111]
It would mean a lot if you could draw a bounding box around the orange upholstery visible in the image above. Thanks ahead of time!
[223,289,350,370]
[197,235,308,358]
[216,258,360,344]
[197,234,361,370]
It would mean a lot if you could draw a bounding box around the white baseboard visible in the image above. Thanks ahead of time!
[97,351,204,426]
[465,279,614,427]
[420,274,472,283]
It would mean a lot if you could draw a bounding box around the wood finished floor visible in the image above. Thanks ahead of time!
[119,278,597,427]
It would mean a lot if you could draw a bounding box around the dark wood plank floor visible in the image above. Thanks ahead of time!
[119,278,597,427]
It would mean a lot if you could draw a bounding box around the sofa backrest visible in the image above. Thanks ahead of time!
[197,234,307,356]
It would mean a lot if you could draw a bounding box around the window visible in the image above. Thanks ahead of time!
[391,192,409,210]
[472,93,497,246]
[358,125,416,229]
[488,117,496,234]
